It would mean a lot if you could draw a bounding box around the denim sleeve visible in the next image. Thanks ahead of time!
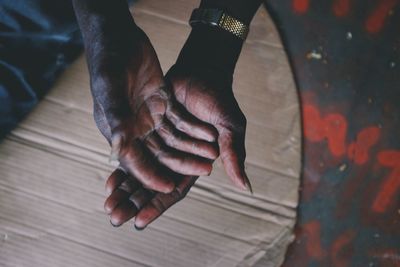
[0,0,84,139]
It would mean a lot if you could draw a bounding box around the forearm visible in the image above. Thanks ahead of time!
[72,0,139,120]
[176,0,262,79]
[72,0,133,37]
[72,0,138,67]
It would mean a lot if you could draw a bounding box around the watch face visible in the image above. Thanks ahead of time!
[190,8,223,26]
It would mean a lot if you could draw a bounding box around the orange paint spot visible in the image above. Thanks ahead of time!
[331,230,356,267]
[365,0,398,33]
[333,0,351,17]
[302,221,327,260]
[293,0,310,14]
[347,127,380,164]
[303,105,347,157]
[372,150,400,213]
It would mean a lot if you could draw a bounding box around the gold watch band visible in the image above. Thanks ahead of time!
[189,8,249,40]
[218,13,248,40]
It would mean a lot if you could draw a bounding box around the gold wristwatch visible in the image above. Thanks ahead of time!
[189,8,249,40]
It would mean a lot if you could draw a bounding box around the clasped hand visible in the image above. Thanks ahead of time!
[87,20,249,229]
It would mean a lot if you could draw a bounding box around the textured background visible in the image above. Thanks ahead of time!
[0,1,300,266]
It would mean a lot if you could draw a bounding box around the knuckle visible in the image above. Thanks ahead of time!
[191,141,199,152]
[176,184,192,199]
[175,120,186,132]
[165,132,177,147]
[166,107,181,123]
[155,150,167,161]
[172,188,185,200]
[158,120,172,134]
[151,197,167,213]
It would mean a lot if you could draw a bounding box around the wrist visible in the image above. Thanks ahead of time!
[199,0,262,26]
[73,0,141,51]
[175,24,244,81]
[73,0,133,29]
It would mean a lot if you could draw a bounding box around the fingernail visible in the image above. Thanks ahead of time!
[134,224,145,231]
[243,173,253,194]
[244,176,253,194]
[202,168,212,176]
[110,220,120,228]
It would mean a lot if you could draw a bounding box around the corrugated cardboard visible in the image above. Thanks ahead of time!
[0,1,300,266]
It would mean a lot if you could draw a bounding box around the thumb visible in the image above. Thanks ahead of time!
[217,123,252,193]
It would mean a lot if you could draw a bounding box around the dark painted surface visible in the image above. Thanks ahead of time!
[264,0,400,266]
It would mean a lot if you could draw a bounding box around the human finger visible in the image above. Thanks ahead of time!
[105,176,142,212]
[166,101,218,142]
[118,138,178,193]
[105,168,129,195]
[104,188,130,215]
[217,122,252,193]
[109,187,155,227]
[134,176,198,229]
[110,200,138,227]
[144,133,213,176]
[156,118,219,160]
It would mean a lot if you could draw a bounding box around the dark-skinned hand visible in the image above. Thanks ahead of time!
[104,61,251,229]
[86,22,219,197]
[74,0,250,229]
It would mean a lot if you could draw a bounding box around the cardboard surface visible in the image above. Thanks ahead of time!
[0,1,300,266]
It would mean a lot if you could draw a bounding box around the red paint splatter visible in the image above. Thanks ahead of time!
[365,0,398,33]
[324,114,348,157]
[347,126,381,164]
[303,105,347,157]
[302,221,327,260]
[330,230,356,267]
[303,105,325,141]
[333,0,351,17]
[293,0,310,14]
[336,168,369,218]
[372,150,400,213]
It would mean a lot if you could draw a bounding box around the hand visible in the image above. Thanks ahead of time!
[103,63,251,229]
[165,64,251,192]
[86,21,219,193]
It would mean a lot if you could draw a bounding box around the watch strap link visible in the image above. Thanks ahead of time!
[189,8,249,40]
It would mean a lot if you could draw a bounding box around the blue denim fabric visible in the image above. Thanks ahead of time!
[0,0,83,139]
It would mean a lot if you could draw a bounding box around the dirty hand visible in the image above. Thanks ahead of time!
[166,26,251,192]
[165,64,251,192]
[104,58,251,228]
[74,0,219,194]
[102,26,251,229]
[91,28,219,193]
